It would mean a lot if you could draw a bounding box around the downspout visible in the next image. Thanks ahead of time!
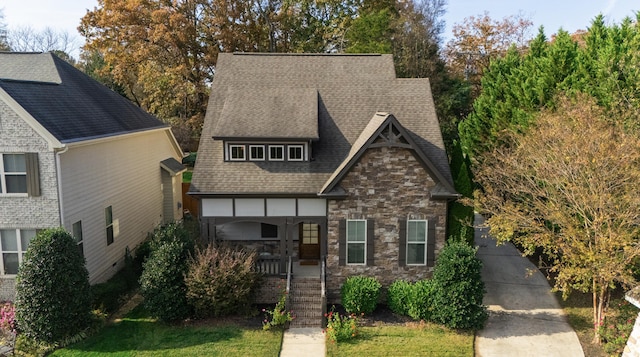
[54,145,69,227]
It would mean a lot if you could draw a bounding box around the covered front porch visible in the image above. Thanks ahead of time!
[201,216,327,276]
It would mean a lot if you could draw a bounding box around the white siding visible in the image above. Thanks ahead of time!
[266,198,296,216]
[59,129,182,284]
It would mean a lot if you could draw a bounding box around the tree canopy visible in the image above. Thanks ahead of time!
[459,14,640,160]
[475,94,640,342]
[79,0,450,150]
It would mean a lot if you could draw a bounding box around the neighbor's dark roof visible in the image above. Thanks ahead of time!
[0,52,166,143]
[190,53,454,195]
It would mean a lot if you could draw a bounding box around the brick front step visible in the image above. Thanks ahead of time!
[288,276,323,328]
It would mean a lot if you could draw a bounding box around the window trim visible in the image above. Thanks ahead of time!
[346,219,366,265]
[0,229,36,276]
[0,153,28,196]
[249,145,265,161]
[406,220,427,266]
[288,145,304,161]
[268,145,285,161]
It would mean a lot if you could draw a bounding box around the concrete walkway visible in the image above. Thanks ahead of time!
[280,327,325,357]
[474,214,584,357]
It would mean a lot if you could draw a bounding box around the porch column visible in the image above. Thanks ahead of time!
[278,219,287,276]
[319,219,327,259]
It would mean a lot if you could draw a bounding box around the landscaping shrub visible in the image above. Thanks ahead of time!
[431,240,487,330]
[185,245,260,318]
[15,228,93,344]
[149,222,196,254]
[407,279,436,321]
[324,307,359,343]
[139,241,191,321]
[599,298,636,355]
[340,276,381,315]
[387,280,412,316]
[262,290,293,330]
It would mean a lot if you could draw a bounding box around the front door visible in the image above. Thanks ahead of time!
[299,222,320,260]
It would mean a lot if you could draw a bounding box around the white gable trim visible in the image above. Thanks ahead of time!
[0,87,63,151]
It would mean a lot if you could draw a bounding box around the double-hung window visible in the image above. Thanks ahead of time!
[346,219,366,265]
[406,220,427,265]
[0,229,36,275]
[1,154,27,194]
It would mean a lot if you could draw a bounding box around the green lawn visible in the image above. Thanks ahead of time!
[51,306,282,357]
[326,323,474,357]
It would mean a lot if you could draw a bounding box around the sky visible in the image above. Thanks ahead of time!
[1,0,639,58]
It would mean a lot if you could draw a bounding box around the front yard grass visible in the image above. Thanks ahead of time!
[326,322,474,357]
[50,306,282,357]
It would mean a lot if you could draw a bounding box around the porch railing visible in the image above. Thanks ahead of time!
[321,255,327,328]
[255,255,281,275]
[285,256,292,328]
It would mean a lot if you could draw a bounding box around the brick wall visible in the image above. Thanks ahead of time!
[0,100,61,300]
[254,276,286,304]
[326,146,448,302]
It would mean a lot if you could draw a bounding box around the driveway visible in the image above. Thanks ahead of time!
[474,214,584,357]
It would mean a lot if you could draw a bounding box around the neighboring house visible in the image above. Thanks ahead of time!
[0,52,185,300]
[189,53,457,306]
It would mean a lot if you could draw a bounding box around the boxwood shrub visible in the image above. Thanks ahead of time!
[340,276,381,315]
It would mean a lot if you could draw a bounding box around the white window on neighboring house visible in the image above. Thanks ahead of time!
[106,206,114,245]
[346,219,366,265]
[288,145,304,161]
[269,145,284,161]
[0,153,26,194]
[407,220,427,265]
[72,221,84,257]
[0,229,36,275]
[229,145,246,161]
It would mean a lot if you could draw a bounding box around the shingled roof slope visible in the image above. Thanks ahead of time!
[0,52,166,143]
[191,53,453,195]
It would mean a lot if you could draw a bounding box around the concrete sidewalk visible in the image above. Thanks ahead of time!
[474,214,584,357]
[280,327,325,357]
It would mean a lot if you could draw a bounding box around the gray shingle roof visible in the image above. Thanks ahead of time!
[0,52,166,143]
[191,53,454,195]
[214,88,318,139]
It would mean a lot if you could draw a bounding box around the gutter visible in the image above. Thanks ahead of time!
[54,145,69,227]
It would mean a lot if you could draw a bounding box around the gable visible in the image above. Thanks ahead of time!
[320,113,457,198]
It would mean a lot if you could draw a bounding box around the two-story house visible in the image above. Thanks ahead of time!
[0,52,185,300]
[189,53,457,323]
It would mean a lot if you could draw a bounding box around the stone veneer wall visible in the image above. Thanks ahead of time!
[326,146,448,302]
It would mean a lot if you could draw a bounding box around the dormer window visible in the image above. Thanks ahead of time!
[229,145,246,161]
[225,142,308,162]
[288,145,304,161]
[269,145,284,161]
[249,145,265,160]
